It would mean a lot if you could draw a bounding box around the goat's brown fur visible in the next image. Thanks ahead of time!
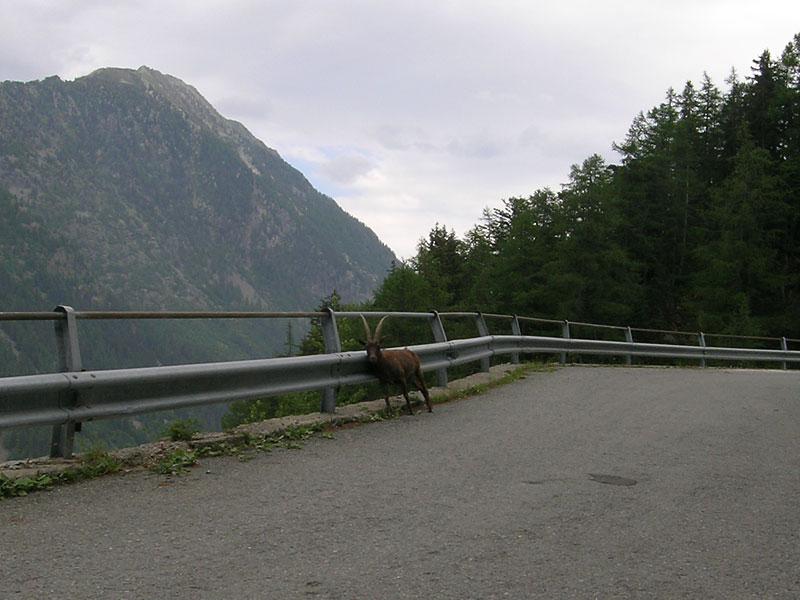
[360,315,432,414]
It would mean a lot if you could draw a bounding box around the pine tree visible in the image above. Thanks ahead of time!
[412,224,467,309]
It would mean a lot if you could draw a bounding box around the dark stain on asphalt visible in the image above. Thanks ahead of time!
[588,473,638,486]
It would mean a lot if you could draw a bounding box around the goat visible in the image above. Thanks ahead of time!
[360,314,432,415]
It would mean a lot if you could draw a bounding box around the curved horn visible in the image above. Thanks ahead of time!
[374,315,389,340]
[360,314,372,341]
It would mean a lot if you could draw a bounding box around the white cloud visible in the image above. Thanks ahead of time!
[317,154,376,186]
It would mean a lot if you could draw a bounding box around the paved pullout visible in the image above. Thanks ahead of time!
[2,366,799,598]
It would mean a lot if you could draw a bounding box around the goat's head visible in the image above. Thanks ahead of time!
[360,314,388,364]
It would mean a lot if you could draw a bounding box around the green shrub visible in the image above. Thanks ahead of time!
[150,448,197,475]
[162,418,200,442]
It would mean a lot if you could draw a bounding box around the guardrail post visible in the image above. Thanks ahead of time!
[474,312,490,372]
[781,337,788,370]
[561,320,570,364]
[625,326,633,366]
[51,305,82,458]
[510,315,521,364]
[428,311,448,386]
[319,308,341,413]
[698,332,706,368]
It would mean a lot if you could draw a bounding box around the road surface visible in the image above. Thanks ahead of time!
[2,366,799,598]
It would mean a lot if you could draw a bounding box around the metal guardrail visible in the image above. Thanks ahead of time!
[1,307,798,458]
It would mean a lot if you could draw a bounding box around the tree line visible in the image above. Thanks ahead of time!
[375,34,800,339]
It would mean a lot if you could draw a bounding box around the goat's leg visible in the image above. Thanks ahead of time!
[399,380,414,415]
[381,382,392,413]
[415,368,433,412]
[401,391,414,415]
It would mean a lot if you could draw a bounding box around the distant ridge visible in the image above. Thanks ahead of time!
[0,65,396,372]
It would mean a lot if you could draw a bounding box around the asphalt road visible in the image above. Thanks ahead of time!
[2,366,799,599]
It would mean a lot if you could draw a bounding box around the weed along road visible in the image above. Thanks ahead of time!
[2,366,799,598]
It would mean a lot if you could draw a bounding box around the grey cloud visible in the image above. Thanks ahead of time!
[317,154,375,186]
[216,94,274,121]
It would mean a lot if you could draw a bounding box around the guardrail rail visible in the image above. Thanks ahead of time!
[1,306,798,458]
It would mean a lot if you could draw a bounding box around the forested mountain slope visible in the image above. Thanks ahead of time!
[0,66,395,374]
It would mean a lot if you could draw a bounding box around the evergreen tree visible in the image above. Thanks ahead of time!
[484,191,561,316]
[412,225,467,308]
[372,260,445,313]
[612,89,694,328]
[690,130,786,334]
[544,155,635,323]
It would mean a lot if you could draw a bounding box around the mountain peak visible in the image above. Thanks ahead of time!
[83,66,242,140]
[0,66,395,318]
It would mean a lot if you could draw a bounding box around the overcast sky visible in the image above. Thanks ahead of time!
[2,1,799,259]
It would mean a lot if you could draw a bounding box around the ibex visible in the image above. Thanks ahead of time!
[360,314,433,415]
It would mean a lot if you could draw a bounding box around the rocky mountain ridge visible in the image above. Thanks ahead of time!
[0,66,395,373]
